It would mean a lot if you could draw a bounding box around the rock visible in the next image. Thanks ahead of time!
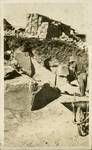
[25,13,72,39]
[4,75,33,132]
[4,66,14,76]
[57,64,68,76]
[4,18,14,31]
[4,76,32,113]
[32,58,56,86]
[14,48,35,77]
[4,18,15,36]
[37,22,49,39]
[4,65,21,80]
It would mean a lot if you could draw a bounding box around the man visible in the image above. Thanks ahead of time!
[67,56,87,96]
[67,56,77,84]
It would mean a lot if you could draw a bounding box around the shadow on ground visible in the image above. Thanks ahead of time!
[61,91,81,97]
[4,70,21,80]
[61,101,89,112]
[31,83,61,111]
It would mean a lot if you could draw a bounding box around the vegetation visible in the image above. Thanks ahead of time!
[4,35,88,68]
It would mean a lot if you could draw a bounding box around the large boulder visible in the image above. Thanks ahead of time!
[25,13,71,39]
[4,76,32,116]
[14,48,35,77]
[5,76,31,111]
[4,75,34,131]
[32,58,56,86]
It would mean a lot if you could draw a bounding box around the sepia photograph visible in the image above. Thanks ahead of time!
[1,0,92,149]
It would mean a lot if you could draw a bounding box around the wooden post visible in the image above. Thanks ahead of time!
[55,71,57,87]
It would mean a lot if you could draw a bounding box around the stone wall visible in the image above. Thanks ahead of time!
[25,13,72,39]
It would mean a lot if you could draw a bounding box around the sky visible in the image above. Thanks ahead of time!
[3,2,87,33]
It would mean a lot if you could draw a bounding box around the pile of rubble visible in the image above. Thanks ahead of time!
[4,13,86,44]
[33,39,88,69]
[4,13,88,73]
[25,13,87,53]
[4,35,88,70]
[4,15,88,133]
[25,13,74,39]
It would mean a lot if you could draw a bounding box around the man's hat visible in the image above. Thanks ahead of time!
[69,56,77,63]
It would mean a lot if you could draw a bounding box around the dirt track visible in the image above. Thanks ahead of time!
[4,104,89,147]
[4,74,89,148]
